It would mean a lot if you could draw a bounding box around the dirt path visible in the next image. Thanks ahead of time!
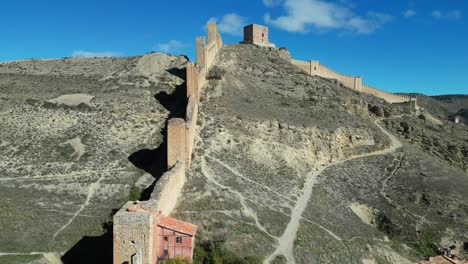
[0,252,48,256]
[51,173,106,240]
[200,157,279,240]
[265,118,404,264]
[0,168,128,182]
[206,155,296,204]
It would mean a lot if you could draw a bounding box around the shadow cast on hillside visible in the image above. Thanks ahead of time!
[61,210,116,264]
[61,67,188,264]
[127,70,187,199]
[128,67,187,176]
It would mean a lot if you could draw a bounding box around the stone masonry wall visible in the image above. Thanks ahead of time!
[113,202,154,264]
[291,59,416,108]
[361,84,414,104]
[113,21,223,264]
[291,59,361,91]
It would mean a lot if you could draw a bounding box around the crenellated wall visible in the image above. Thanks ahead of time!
[113,21,223,264]
[114,22,421,264]
[291,59,417,109]
[185,95,198,167]
[361,84,414,103]
[291,59,362,91]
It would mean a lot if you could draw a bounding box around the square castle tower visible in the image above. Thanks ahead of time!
[242,24,275,47]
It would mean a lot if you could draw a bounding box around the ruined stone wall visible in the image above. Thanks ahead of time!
[291,59,416,108]
[113,22,223,264]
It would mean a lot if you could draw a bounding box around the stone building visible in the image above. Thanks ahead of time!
[242,24,275,47]
[113,201,197,264]
[418,255,468,264]
[155,215,197,261]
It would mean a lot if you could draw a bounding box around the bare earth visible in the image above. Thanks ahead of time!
[173,45,468,264]
[0,54,187,263]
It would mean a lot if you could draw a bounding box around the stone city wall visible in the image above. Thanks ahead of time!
[291,59,312,74]
[185,95,198,167]
[148,161,186,215]
[361,84,414,103]
[291,59,362,91]
[113,21,223,264]
[314,61,359,91]
[291,59,416,108]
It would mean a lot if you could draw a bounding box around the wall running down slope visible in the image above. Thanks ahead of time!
[113,22,223,264]
[291,59,417,108]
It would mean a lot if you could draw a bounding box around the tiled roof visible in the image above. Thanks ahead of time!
[157,215,197,236]
[418,256,468,264]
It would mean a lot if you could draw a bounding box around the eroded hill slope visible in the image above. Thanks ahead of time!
[0,54,187,263]
[173,45,468,264]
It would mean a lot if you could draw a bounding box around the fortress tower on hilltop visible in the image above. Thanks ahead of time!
[242,24,276,47]
[240,24,417,109]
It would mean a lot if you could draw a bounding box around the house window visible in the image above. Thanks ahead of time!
[176,237,182,243]
[163,250,169,257]
[163,236,168,242]
[262,33,264,37]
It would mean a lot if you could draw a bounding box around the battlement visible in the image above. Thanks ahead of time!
[113,22,424,264]
[113,21,223,264]
[291,59,417,109]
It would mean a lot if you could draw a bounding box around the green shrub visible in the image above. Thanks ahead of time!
[129,186,141,201]
[207,66,226,80]
[193,241,263,264]
[270,255,287,264]
[162,257,190,264]
[413,231,439,259]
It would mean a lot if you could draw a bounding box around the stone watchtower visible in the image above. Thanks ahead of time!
[242,24,275,47]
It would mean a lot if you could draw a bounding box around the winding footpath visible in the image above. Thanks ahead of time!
[51,172,106,240]
[264,118,403,264]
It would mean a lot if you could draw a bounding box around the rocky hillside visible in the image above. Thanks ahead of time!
[0,54,187,263]
[403,93,468,123]
[0,45,466,264]
[173,44,468,264]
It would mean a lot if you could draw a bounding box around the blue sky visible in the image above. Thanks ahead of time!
[1,0,467,95]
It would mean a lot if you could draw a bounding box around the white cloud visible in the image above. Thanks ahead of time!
[403,9,416,18]
[155,40,186,53]
[348,12,392,34]
[432,10,462,20]
[71,50,122,58]
[264,0,392,34]
[210,13,247,36]
[263,0,282,7]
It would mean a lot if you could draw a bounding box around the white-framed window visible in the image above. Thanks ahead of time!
[176,237,182,243]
